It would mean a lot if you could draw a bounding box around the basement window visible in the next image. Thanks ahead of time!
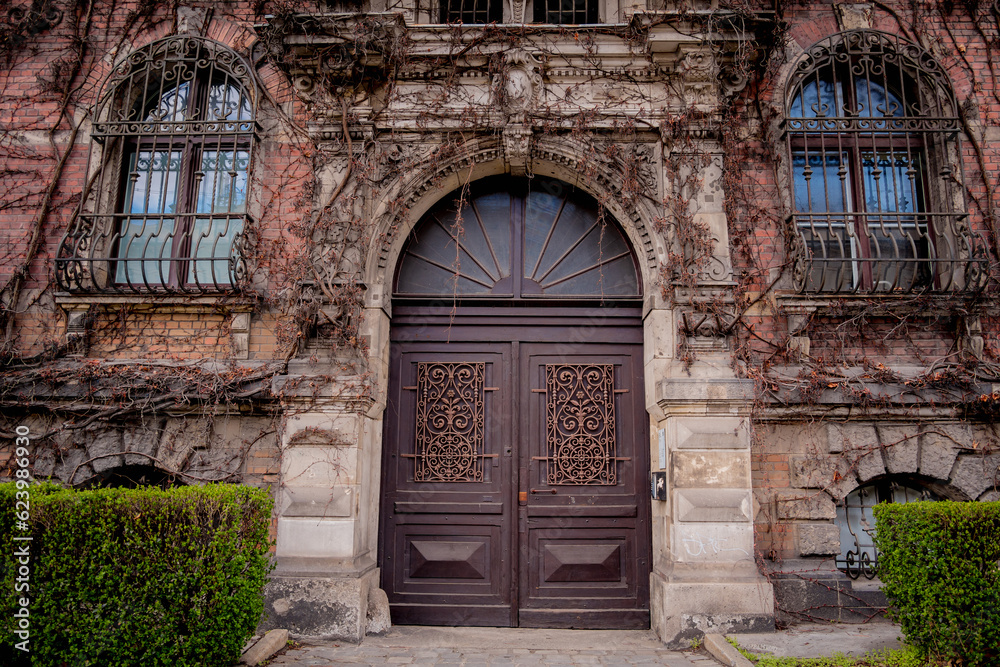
[835,478,938,580]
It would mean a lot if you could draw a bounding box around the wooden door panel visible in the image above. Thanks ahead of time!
[526,526,639,599]
[518,344,649,628]
[381,343,513,626]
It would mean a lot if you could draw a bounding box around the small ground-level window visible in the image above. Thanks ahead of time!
[80,464,182,489]
[836,478,938,579]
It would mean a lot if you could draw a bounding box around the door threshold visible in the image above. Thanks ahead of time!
[361,626,663,651]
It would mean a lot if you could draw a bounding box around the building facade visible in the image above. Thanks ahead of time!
[1,0,998,647]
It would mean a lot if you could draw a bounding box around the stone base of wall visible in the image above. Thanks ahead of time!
[650,572,775,647]
[260,568,385,643]
[767,561,889,624]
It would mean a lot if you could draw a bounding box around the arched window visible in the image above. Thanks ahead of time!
[836,478,938,579]
[785,31,985,294]
[395,177,640,300]
[57,37,256,293]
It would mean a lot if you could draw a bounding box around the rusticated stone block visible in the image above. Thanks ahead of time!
[123,422,162,466]
[675,488,752,522]
[790,455,858,499]
[86,429,123,474]
[826,423,875,454]
[949,454,1000,500]
[798,523,841,556]
[672,416,747,449]
[878,425,919,474]
[853,448,885,483]
[55,447,93,485]
[775,490,837,520]
[672,451,749,488]
[157,418,210,471]
[919,425,966,480]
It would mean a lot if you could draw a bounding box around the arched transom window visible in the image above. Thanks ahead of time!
[57,37,256,293]
[395,177,641,300]
[785,31,985,294]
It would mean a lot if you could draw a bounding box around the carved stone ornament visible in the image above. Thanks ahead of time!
[512,0,526,23]
[503,125,533,176]
[678,49,719,83]
[493,50,543,114]
[680,311,733,351]
[677,49,721,107]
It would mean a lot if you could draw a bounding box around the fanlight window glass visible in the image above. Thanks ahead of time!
[395,178,640,299]
[785,31,983,294]
[836,479,938,580]
[56,37,255,294]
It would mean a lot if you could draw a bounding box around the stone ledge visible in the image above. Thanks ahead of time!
[704,633,754,667]
[241,629,288,666]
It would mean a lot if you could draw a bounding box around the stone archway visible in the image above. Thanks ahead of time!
[378,175,651,628]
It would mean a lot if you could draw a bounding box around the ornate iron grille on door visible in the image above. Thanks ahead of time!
[411,361,487,482]
[543,364,618,485]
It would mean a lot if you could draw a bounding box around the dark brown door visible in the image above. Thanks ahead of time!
[380,309,649,628]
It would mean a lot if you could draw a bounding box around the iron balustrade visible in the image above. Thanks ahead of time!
[56,213,248,294]
[791,211,987,293]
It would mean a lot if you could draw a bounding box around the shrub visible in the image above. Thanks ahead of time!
[1,483,273,666]
[873,500,1000,667]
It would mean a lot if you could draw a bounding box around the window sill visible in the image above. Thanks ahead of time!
[776,291,993,318]
[54,292,258,310]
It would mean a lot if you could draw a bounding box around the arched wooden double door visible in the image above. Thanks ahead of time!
[379,178,650,628]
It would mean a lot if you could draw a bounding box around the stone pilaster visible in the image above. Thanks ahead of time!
[649,377,774,646]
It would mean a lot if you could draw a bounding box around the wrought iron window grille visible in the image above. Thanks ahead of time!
[784,30,987,295]
[835,479,939,580]
[533,0,599,24]
[441,0,501,23]
[56,37,258,294]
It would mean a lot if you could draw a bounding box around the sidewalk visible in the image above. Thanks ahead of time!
[264,622,905,666]
[267,627,724,666]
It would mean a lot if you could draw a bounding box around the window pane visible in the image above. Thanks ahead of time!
[197,150,249,214]
[208,81,253,125]
[145,82,190,122]
[789,79,843,118]
[116,150,181,285]
[188,217,243,286]
[854,78,903,118]
[793,152,857,290]
[127,150,181,214]
[441,0,501,23]
[115,217,175,285]
[860,152,919,214]
[534,0,598,23]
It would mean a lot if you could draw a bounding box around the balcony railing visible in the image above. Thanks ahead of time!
[56,213,248,294]
[791,212,988,294]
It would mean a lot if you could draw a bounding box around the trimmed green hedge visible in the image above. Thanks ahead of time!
[1,483,273,666]
[873,500,1000,667]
